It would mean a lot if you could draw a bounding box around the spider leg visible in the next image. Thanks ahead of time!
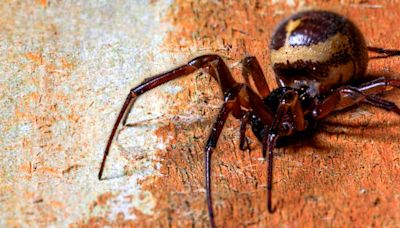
[364,95,400,115]
[241,56,271,97]
[205,85,243,228]
[238,56,273,150]
[314,86,371,118]
[262,90,306,213]
[239,112,251,151]
[357,77,400,114]
[264,128,279,214]
[282,90,308,131]
[99,55,240,180]
[358,77,400,94]
[205,84,275,227]
[245,86,275,124]
[313,81,400,118]
[368,46,400,59]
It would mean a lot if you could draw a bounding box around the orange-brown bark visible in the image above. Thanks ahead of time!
[5,1,399,227]
[137,1,400,227]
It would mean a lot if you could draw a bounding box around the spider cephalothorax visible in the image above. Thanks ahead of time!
[99,10,400,228]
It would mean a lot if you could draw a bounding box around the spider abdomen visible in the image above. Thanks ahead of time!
[270,10,368,94]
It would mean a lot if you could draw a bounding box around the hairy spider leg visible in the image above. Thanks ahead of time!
[368,46,400,59]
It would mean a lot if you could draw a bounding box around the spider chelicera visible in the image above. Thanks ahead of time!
[99,10,400,227]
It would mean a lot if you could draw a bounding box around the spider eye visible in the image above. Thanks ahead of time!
[299,85,309,91]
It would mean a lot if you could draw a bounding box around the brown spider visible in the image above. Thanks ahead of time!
[99,10,400,227]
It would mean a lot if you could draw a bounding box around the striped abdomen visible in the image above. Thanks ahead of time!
[270,10,368,94]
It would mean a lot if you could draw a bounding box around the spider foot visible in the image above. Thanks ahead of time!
[365,95,400,115]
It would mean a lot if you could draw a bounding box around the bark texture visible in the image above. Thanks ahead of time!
[1,0,400,227]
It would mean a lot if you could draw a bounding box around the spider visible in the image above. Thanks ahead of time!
[98,10,400,227]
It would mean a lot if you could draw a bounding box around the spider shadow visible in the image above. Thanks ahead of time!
[320,72,400,137]
[321,117,400,139]
[264,72,400,154]
[274,124,339,156]
[275,109,400,157]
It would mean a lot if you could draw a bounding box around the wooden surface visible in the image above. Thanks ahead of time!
[1,1,400,227]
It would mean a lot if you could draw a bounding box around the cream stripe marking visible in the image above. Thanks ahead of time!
[271,32,350,64]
